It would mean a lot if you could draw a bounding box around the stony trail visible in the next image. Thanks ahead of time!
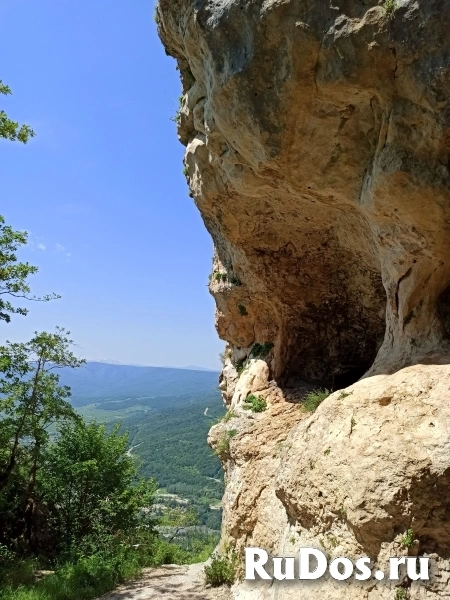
[99,563,231,600]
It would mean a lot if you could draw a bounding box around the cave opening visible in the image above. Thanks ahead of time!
[278,284,387,392]
[331,365,369,390]
[437,283,450,338]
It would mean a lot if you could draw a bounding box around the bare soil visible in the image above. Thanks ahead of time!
[99,563,231,600]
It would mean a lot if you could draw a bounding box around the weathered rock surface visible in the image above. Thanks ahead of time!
[158,0,450,384]
[210,360,450,599]
[157,0,450,598]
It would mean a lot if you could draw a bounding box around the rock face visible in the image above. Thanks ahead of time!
[157,1,450,598]
[208,359,450,599]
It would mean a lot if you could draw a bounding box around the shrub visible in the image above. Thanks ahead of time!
[0,556,37,589]
[243,394,267,413]
[400,529,415,548]
[237,305,248,316]
[233,359,246,376]
[249,342,274,358]
[0,549,142,600]
[0,532,213,600]
[204,550,237,587]
[302,389,330,412]
[214,430,237,457]
[383,0,396,17]
[229,274,242,286]
[395,589,408,600]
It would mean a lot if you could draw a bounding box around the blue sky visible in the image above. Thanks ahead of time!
[0,0,223,369]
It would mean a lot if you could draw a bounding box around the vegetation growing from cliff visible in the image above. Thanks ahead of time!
[204,549,237,587]
[214,430,237,457]
[243,393,267,412]
[302,389,330,412]
[231,341,274,378]
[383,0,397,17]
[238,304,248,316]
[233,358,246,375]
[250,342,274,359]
[218,409,237,423]
[400,528,415,548]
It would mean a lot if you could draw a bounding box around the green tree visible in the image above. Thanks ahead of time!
[0,215,60,324]
[0,91,58,322]
[0,328,84,497]
[0,80,35,143]
[159,505,199,542]
[41,420,157,555]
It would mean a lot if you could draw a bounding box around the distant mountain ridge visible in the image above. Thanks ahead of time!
[89,359,219,372]
[59,361,220,408]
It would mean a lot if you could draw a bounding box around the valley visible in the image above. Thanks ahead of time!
[59,362,225,530]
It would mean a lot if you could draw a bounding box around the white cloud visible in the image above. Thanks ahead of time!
[37,243,46,251]
[55,243,65,252]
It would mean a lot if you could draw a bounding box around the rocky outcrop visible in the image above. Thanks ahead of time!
[209,359,450,599]
[157,1,450,597]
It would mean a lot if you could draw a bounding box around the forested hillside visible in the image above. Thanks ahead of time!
[59,362,220,406]
[60,362,225,530]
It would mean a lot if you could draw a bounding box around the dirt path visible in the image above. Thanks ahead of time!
[100,563,231,600]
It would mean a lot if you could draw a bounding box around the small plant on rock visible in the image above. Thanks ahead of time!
[383,0,396,17]
[401,528,415,548]
[250,341,274,358]
[395,589,408,600]
[302,389,330,412]
[243,394,267,413]
[233,358,246,376]
[338,506,347,521]
[238,304,248,316]
[204,549,237,586]
[328,535,338,549]
[221,410,237,423]
[215,429,237,457]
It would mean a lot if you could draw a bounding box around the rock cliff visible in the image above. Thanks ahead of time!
[157,1,450,598]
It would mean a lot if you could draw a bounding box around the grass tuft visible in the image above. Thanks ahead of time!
[302,389,330,412]
[243,394,267,413]
[214,430,237,457]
